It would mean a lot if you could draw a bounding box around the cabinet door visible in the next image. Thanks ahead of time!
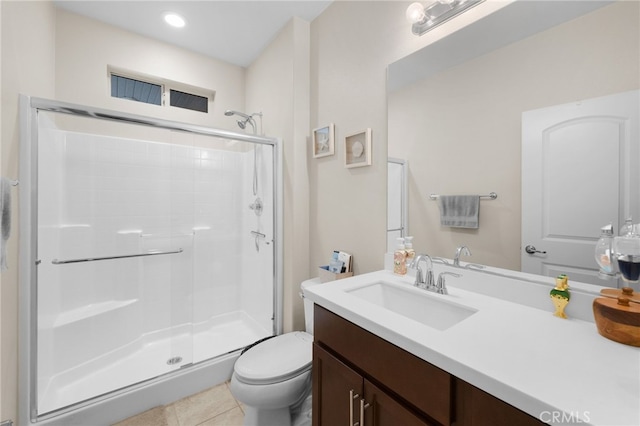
[363,379,433,426]
[455,379,546,426]
[313,344,363,426]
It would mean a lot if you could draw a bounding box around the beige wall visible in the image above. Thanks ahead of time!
[246,17,311,331]
[306,0,504,277]
[309,1,393,276]
[1,1,56,422]
[55,8,245,128]
[388,1,640,270]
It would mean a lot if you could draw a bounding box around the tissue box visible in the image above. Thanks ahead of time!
[318,266,354,283]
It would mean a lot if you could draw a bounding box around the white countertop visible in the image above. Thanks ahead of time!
[304,266,640,426]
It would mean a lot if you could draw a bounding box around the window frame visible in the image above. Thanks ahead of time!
[108,66,215,113]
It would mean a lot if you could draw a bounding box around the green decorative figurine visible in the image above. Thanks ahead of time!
[550,274,570,319]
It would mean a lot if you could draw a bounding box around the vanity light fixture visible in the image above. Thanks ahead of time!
[164,12,186,28]
[406,0,484,36]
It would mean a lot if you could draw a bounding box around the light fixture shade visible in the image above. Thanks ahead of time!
[410,0,484,36]
[406,2,426,24]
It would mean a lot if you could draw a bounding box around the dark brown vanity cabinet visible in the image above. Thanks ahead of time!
[313,305,450,426]
[313,344,432,426]
[312,305,547,426]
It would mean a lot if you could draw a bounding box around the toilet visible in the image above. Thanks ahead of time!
[230,278,322,426]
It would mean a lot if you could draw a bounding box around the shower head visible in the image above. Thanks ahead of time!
[224,110,250,120]
[224,109,262,135]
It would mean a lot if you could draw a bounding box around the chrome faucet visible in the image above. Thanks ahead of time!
[436,272,461,295]
[411,254,434,290]
[453,246,471,267]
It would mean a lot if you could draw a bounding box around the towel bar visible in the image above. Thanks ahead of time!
[429,192,497,200]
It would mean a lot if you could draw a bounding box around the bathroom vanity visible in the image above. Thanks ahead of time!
[305,265,640,426]
[313,305,543,425]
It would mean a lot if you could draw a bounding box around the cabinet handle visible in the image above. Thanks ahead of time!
[349,390,359,426]
[360,399,370,426]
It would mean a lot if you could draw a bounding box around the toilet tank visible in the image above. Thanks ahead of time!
[300,278,323,333]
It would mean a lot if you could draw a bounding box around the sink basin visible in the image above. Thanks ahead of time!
[347,281,477,331]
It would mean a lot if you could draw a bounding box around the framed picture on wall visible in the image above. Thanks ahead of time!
[312,124,335,158]
[345,128,372,168]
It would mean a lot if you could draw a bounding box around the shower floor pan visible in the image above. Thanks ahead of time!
[38,311,270,415]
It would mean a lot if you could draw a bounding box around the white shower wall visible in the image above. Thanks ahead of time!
[36,127,273,414]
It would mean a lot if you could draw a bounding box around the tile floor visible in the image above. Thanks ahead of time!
[113,382,244,426]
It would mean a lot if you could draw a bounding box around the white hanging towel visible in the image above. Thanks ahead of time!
[0,177,11,270]
[437,195,480,229]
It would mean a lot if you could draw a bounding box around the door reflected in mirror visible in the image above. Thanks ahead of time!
[387,158,408,252]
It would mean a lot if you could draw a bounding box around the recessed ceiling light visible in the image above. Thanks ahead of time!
[164,12,185,28]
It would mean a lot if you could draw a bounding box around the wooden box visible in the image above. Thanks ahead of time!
[593,296,640,347]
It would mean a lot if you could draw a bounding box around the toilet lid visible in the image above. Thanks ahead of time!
[235,331,313,385]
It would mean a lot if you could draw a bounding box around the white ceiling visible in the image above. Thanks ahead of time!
[54,1,333,68]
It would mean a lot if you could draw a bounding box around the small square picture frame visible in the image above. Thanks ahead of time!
[345,128,372,168]
[312,124,335,158]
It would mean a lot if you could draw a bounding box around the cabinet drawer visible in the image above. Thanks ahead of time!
[314,306,453,425]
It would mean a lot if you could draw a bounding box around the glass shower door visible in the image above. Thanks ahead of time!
[34,111,276,416]
[35,118,195,415]
[190,141,275,364]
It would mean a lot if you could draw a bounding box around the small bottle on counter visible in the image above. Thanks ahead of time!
[404,236,415,269]
[550,274,571,319]
[393,237,407,275]
[620,217,634,236]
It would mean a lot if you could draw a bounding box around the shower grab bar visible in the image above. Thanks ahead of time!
[51,248,183,265]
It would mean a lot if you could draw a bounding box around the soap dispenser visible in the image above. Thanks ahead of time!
[393,238,407,275]
[404,236,415,269]
[595,224,617,279]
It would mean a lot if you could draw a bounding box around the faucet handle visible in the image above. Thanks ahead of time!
[436,272,461,295]
[425,269,436,290]
[414,268,424,288]
[464,263,485,270]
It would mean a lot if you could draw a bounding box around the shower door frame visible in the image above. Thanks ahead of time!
[18,95,284,423]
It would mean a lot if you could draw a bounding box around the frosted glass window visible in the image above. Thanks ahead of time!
[110,74,162,106]
[170,89,208,113]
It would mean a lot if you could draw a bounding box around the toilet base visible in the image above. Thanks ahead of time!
[242,395,312,426]
[291,394,312,426]
[243,406,291,426]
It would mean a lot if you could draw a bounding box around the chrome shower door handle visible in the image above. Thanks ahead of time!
[51,248,183,265]
[525,245,547,255]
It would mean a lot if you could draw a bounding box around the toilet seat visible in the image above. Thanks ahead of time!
[235,331,312,385]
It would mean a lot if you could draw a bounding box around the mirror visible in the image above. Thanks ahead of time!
[387,1,639,281]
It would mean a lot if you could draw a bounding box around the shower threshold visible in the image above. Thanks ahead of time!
[38,311,270,415]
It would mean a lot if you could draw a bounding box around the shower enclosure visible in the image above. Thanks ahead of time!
[18,96,283,424]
